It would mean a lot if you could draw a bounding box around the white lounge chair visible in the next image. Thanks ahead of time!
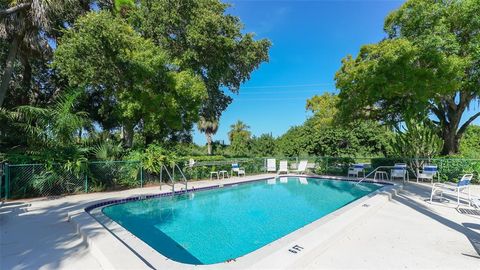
[391,163,408,182]
[231,163,245,177]
[267,158,276,173]
[471,196,480,209]
[348,164,365,177]
[292,160,308,174]
[278,160,288,174]
[417,164,438,183]
[430,174,473,206]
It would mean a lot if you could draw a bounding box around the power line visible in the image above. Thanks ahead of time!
[235,89,336,95]
[240,83,334,89]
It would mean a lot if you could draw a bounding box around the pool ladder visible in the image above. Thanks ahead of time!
[160,163,188,193]
[355,165,416,186]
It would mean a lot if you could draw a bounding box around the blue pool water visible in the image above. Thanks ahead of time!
[102,177,382,265]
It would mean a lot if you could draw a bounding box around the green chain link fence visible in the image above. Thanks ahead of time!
[2,161,142,200]
[1,157,479,200]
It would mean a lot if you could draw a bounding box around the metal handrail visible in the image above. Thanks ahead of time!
[355,165,412,186]
[174,163,188,191]
[160,163,189,193]
[160,165,175,192]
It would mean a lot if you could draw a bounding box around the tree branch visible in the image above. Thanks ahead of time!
[458,111,480,136]
[430,103,447,124]
[0,3,31,17]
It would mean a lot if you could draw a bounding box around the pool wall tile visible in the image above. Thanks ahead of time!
[85,176,392,213]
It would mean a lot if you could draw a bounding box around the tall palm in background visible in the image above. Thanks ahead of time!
[197,116,219,155]
[0,0,89,106]
[228,120,250,142]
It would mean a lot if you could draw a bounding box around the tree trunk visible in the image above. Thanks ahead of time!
[0,33,23,107]
[206,133,212,155]
[440,129,459,156]
[20,54,32,105]
[145,134,154,145]
[432,94,480,156]
[122,124,134,148]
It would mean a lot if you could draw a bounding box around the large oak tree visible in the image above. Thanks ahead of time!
[134,0,271,120]
[335,0,480,155]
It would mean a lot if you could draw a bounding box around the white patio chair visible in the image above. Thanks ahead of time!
[231,163,245,177]
[417,164,438,183]
[291,160,308,174]
[348,164,365,178]
[430,174,473,206]
[391,163,408,182]
[267,158,276,173]
[278,160,288,174]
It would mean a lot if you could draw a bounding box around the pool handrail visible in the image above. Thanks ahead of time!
[355,165,414,186]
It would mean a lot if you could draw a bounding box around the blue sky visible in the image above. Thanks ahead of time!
[191,0,479,145]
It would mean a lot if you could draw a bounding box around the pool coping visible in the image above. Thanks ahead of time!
[68,175,401,270]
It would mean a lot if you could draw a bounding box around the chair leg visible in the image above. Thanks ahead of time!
[468,186,471,207]
[457,189,460,206]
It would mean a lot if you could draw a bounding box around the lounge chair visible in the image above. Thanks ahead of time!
[278,160,289,174]
[231,163,245,177]
[391,163,408,182]
[471,196,480,209]
[417,164,438,183]
[348,164,365,178]
[291,160,308,174]
[430,174,473,206]
[267,158,276,173]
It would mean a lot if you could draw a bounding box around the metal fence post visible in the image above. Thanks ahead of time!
[5,163,10,200]
[84,170,88,193]
[140,163,143,188]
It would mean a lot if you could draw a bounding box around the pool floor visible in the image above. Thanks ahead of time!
[102,177,382,264]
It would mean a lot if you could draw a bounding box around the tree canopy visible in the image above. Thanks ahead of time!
[52,11,207,147]
[335,0,480,155]
[134,0,271,120]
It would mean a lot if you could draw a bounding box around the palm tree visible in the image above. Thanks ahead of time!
[7,90,90,146]
[0,0,86,107]
[228,120,250,142]
[197,116,219,155]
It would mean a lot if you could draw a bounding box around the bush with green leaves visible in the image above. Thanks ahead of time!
[459,125,480,158]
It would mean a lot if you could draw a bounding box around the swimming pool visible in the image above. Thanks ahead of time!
[101,177,383,265]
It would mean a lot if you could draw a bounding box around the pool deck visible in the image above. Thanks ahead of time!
[1,174,479,269]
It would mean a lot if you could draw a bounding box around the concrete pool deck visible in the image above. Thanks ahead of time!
[1,174,479,269]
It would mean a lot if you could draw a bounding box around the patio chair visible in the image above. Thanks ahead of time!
[188,158,196,168]
[278,160,289,174]
[348,164,365,178]
[471,196,480,209]
[430,174,473,206]
[291,160,308,174]
[231,163,245,177]
[417,164,438,183]
[391,163,408,182]
[267,158,276,173]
